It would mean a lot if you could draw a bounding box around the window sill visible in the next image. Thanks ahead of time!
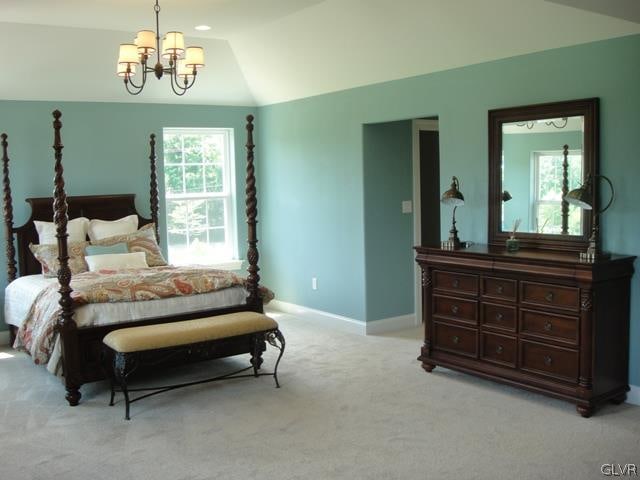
[209,259,244,271]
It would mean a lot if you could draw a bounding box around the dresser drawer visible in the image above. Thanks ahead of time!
[520,340,579,383]
[482,277,517,302]
[481,302,517,331]
[520,309,578,345]
[521,282,579,312]
[433,271,478,296]
[433,322,478,357]
[433,294,478,325]
[481,332,517,368]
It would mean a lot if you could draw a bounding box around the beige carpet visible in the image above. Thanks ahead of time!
[1,311,638,480]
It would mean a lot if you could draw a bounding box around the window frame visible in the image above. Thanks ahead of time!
[530,149,582,235]
[162,127,239,267]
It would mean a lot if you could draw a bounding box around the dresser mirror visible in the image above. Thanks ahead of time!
[488,98,598,251]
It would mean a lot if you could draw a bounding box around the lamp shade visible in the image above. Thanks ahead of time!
[177,59,194,79]
[162,31,185,58]
[116,62,137,77]
[135,30,156,54]
[441,176,465,206]
[564,179,593,210]
[502,190,512,202]
[184,46,205,68]
[118,44,140,64]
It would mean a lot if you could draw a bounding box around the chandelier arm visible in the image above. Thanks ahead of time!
[124,79,144,95]
[168,67,188,96]
[126,68,145,90]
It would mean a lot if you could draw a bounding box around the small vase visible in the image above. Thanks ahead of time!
[506,237,519,252]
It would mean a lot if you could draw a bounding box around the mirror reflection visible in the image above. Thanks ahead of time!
[501,115,584,235]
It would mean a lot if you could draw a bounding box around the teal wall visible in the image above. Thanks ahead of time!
[0,101,257,329]
[503,130,583,232]
[363,121,414,321]
[257,34,640,385]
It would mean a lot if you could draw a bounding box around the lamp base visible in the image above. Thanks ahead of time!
[579,250,611,263]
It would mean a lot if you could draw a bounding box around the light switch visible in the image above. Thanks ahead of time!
[402,200,412,214]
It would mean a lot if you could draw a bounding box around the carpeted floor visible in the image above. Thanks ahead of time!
[1,311,638,480]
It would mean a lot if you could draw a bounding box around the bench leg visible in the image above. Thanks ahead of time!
[250,335,264,377]
[114,352,137,420]
[266,329,286,388]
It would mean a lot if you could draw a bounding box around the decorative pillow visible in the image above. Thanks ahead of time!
[29,241,90,278]
[85,252,148,271]
[85,242,128,256]
[87,214,139,242]
[91,223,167,267]
[34,217,89,244]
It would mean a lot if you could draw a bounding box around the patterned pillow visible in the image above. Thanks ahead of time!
[91,223,167,267]
[30,241,90,278]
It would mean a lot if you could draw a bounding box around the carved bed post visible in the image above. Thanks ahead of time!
[245,115,261,310]
[1,133,17,283]
[149,133,160,243]
[561,144,570,235]
[52,110,81,406]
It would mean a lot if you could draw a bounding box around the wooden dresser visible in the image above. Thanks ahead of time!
[415,245,635,417]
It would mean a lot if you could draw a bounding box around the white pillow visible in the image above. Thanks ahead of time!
[85,251,148,271]
[34,217,89,244]
[88,215,139,242]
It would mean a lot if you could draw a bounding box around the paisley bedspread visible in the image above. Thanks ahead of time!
[15,266,274,371]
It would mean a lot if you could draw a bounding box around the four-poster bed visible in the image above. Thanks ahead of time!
[2,110,266,406]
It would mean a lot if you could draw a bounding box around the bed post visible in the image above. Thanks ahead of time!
[1,133,17,283]
[52,110,81,406]
[149,133,160,243]
[245,115,261,310]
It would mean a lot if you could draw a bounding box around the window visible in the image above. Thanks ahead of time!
[532,150,582,235]
[163,128,237,266]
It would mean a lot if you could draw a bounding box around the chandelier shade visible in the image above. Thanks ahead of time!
[116,1,205,96]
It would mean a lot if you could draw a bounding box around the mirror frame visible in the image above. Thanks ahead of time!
[488,98,599,252]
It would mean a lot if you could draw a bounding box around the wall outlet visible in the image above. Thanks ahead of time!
[402,200,412,213]
[312,277,318,290]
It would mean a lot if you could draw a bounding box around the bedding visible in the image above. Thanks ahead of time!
[29,241,90,277]
[85,251,148,271]
[34,217,89,244]
[87,214,138,241]
[91,223,167,267]
[7,265,273,374]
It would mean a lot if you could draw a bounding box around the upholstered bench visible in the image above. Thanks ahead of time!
[103,311,285,420]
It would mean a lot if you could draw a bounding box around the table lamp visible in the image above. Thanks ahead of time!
[441,176,465,249]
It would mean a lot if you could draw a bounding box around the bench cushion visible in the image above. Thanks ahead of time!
[103,312,278,353]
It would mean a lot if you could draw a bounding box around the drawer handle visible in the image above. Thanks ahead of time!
[451,305,460,315]
[544,321,553,332]
[497,285,504,294]
[452,279,460,288]
[496,345,504,354]
[452,335,460,344]
[544,355,553,366]
[545,292,554,302]
[495,313,504,321]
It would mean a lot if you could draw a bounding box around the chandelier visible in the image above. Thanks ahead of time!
[117,0,205,96]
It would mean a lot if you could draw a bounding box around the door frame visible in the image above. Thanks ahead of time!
[412,119,439,324]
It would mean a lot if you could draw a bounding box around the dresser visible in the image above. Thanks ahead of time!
[415,245,635,417]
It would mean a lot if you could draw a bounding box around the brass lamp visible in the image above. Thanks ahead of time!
[441,176,465,249]
[564,174,615,261]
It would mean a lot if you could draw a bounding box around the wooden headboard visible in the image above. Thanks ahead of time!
[13,194,152,277]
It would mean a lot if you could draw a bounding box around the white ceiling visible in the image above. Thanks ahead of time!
[1,0,639,106]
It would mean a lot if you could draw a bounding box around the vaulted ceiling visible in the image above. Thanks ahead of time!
[1,0,638,106]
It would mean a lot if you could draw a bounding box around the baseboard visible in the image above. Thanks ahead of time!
[628,384,640,406]
[268,300,366,335]
[0,330,10,347]
[366,314,419,335]
[268,300,418,336]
